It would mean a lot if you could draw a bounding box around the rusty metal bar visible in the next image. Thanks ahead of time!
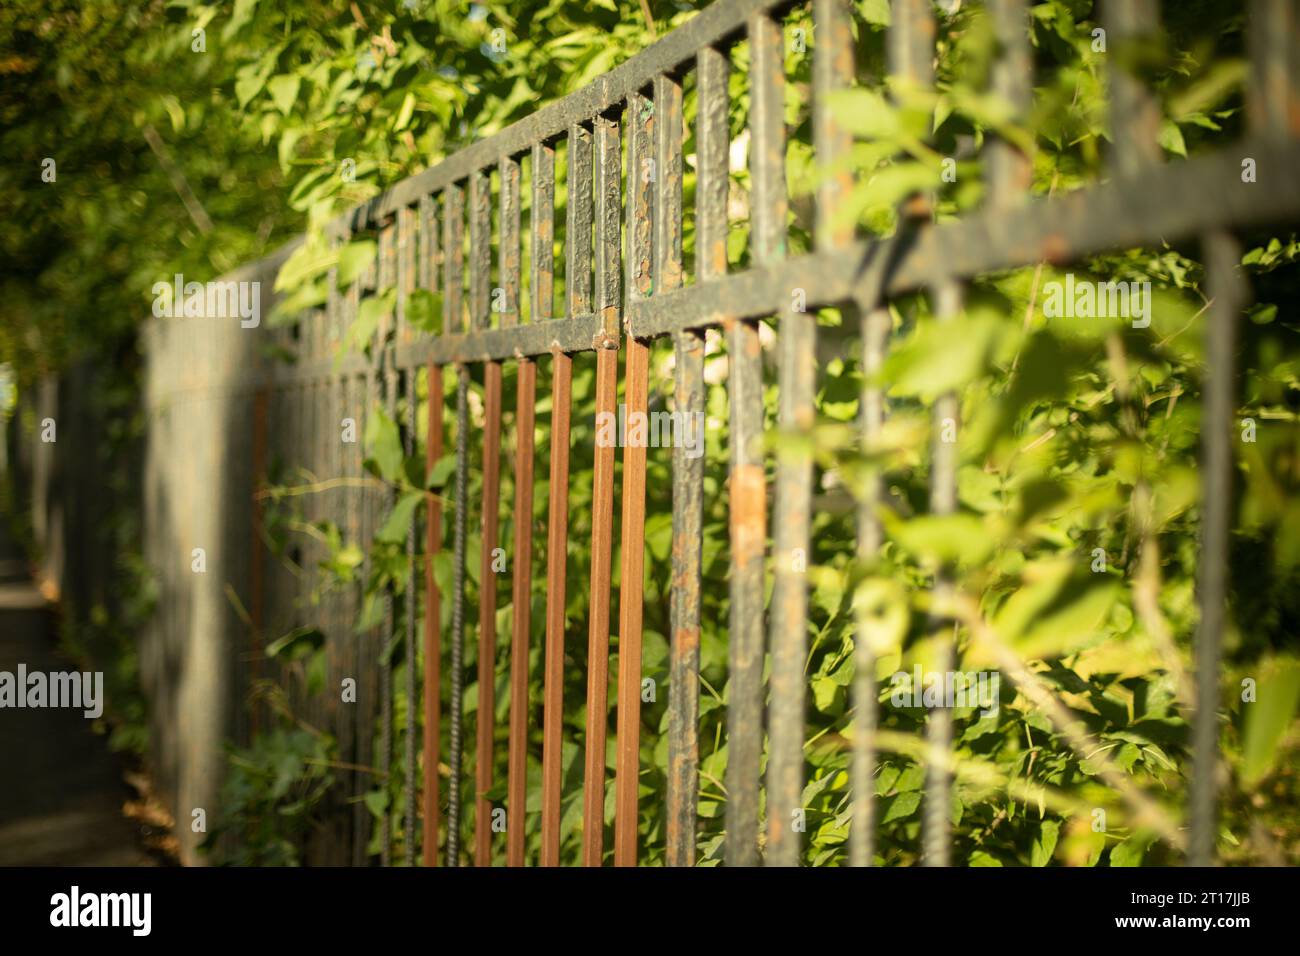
[322,248,349,862]
[752,7,812,869]
[813,0,854,251]
[504,146,551,868]
[654,69,698,867]
[249,386,268,739]
[1248,0,1300,138]
[445,182,467,866]
[698,36,756,868]
[568,125,595,326]
[345,275,368,867]
[614,337,648,869]
[397,205,419,865]
[546,127,593,867]
[1105,0,1162,178]
[923,281,961,869]
[470,168,501,868]
[581,116,618,866]
[580,240,620,859]
[849,306,890,870]
[696,48,730,286]
[540,351,572,867]
[424,360,444,868]
[986,0,1032,206]
[506,354,535,868]
[531,144,555,321]
[379,217,398,867]
[500,153,533,868]
[500,157,522,326]
[810,0,869,868]
[419,192,443,868]
[667,329,704,868]
[1190,236,1246,864]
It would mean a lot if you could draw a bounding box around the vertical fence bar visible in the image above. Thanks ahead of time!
[753,8,811,868]
[698,40,759,869]
[379,217,398,866]
[249,364,268,739]
[1190,231,1246,865]
[889,0,957,869]
[614,335,648,869]
[986,0,1032,205]
[444,182,467,866]
[923,279,960,869]
[657,68,700,867]
[543,127,587,866]
[420,192,443,867]
[500,152,533,868]
[1247,0,1300,138]
[813,0,854,252]
[397,204,419,864]
[322,248,349,863]
[506,143,548,868]
[597,104,643,867]
[471,168,501,868]
[585,106,624,868]
[810,0,870,868]
[346,274,368,866]
[569,124,596,321]
[1192,0,1300,864]
[1104,0,1163,178]
[541,350,572,868]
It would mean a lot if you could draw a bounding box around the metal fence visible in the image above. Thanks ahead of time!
[139,0,1300,866]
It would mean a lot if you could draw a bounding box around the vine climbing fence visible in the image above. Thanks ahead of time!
[136,0,1300,866]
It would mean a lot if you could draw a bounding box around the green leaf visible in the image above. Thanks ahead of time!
[347,289,394,353]
[265,626,325,661]
[426,453,456,490]
[1241,657,1300,785]
[268,74,301,115]
[377,490,424,543]
[405,289,442,332]
[354,591,383,634]
[882,314,1003,402]
[1158,119,1187,158]
[880,790,921,824]
[889,513,994,567]
[1110,831,1155,867]
[338,240,377,289]
[1032,819,1060,867]
[860,0,891,27]
[364,407,403,482]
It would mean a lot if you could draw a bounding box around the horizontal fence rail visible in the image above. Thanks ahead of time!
[138,0,1300,866]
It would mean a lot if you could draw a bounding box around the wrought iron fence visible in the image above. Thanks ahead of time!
[140,0,1300,866]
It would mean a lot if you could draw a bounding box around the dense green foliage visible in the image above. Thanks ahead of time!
[3,0,1298,866]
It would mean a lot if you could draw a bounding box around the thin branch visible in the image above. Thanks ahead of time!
[142,124,214,235]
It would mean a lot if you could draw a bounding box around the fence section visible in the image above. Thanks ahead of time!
[136,0,1300,866]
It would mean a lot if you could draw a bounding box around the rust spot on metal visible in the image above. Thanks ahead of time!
[730,463,766,570]
[673,626,699,653]
[1042,233,1071,264]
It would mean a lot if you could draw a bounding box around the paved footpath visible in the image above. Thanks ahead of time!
[0,523,152,865]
